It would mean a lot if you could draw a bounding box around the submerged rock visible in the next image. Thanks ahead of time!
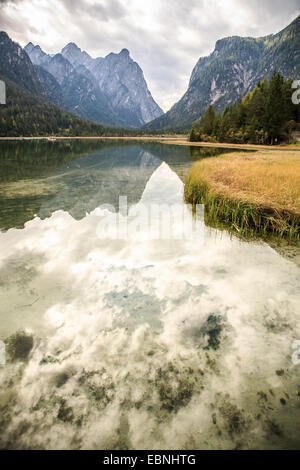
[202,314,224,351]
[5,330,33,362]
[57,399,74,423]
[54,373,70,388]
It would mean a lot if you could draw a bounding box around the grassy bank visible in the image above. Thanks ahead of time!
[185,151,300,242]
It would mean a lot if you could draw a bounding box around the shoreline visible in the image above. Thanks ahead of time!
[1,136,299,242]
[0,136,300,151]
[185,150,300,243]
[163,139,300,151]
[0,136,186,142]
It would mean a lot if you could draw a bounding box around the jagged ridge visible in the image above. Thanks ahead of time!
[145,15,300,130]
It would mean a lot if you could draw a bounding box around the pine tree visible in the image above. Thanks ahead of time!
[189,127,197,142]
[189,74,299,145]
[201,105,216,135]
[264,72,286,144]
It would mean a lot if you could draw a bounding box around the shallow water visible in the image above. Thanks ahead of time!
[0,141,300,450]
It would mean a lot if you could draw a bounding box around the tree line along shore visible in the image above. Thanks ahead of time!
[185,73,300,242]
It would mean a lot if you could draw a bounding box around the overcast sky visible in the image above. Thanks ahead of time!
[0,0,300,111]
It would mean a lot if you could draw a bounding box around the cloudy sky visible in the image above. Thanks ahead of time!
[0,0,300,111]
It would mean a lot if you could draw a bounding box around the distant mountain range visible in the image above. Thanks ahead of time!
[145,15,300,130]
[0,31,115,137]
[24,41,163,127]
[0,31,163,129]
[1,14,300,133]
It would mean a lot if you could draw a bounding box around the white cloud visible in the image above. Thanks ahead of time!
[0,0,299,111]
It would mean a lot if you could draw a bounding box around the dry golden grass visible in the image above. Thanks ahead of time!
[189,151,300,214]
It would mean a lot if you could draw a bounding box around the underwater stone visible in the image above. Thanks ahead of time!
[5,330,33,362]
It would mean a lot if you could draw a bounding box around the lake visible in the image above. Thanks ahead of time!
[0,140,300,450]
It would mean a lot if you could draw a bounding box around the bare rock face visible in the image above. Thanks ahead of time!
[24,41,163,128]
[0,33,42,95]
[61,42,93,68]
[25,44,120,126]
[34,64,64,107]
[87,48,163,127]
[23,42,48,66]
[145,15,300,130]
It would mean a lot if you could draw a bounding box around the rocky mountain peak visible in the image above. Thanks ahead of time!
[24,42,47,65]
[0,31,10,43]
[0,34,42,95]
[145,14,300,130]
[120,48,130,56]
[62,42,80,52]
[10,34,163,128]
[88,47,163,126]
[25,42,34,52]
[61,42,92,67]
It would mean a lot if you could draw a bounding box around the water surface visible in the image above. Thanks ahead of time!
[0,141,300,450]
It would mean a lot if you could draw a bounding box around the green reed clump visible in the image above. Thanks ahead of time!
[185,176,300,243]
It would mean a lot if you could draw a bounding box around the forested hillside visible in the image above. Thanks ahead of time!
[0,76,118,137]
[145,15,300,130]
[189,73,300,145]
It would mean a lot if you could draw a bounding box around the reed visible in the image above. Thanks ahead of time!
[185,151,300,242]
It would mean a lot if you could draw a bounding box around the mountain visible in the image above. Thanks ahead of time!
[34,64,64,106]
[0,32,42,95]
[0,32,128,136]
[0,74,112,137]
[61,43,163,127]
[61,42,93,68]
[24,44,120,126]
[24,42,48,67]
[0,32,163,136]
[86,48,163,127]
[145,15,300,130]
[25,41,163,127]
